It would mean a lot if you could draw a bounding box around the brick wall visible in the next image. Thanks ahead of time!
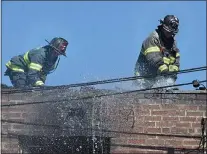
[1,88,206,154]
[110,103,206,154]
[1,92,33,154]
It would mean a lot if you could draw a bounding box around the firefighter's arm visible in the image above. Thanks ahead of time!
[142,37,169,74]
[27,52,45,86]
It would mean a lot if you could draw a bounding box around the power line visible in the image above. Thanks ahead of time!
[2,80,206,107]
[1,120,202,139]
[1,132,202,153]
[2,66,206,94]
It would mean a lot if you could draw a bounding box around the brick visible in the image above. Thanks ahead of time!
[188,129,195,134]
[127,139,146,145]
[156,121,175,127]
[143,122,156,127]
[9,113,22,118]
[2,113,9,119]
[162,128,171,133]
[7,93,24,100]
[144,116,161,121]
[141,104,160,110]
[126,150,167,154]
[1,108,9,113]
[151,110,168,116]
[191,123,201,128]
[4,143,19,149]
[12,124,25,129]
[183,140,200,146]
[163,117,179,121]
[186,111,203,116]
[196,117,203,122]
[8,118,25,122]
[146,139,159,145]
[2,93,9,100]
[1,149,20,154]
[165,139,182,146]
[146,138,165,145]
[1,100,10,105]
[156,135,170,140]
[135,116,145,122]
[21,112,37,118]
[171,127,188,134]
[133,127,144,133]
[179,105,198,110]
[8,107,26,112]
[145,128,161,133]
[176,122,191,128]
[1,150,19,154]
[196,128,202,133]
[152,110,185,116]
[179,117,197,122]
[198,105,206,111]
[2,124,12,132]
[196,94,207,100]
[161,104,179,110]
[146,136,157,139]
[111,138,127,144]
[167,110,185,116]
[136,109,151,116]
[181,145,201,149]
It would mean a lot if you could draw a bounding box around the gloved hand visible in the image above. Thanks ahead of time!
[169,65,179,72]
[168,65,178,80]
[157,64,169,75]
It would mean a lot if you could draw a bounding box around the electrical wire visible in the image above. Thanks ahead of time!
[2,66,206,94]
[1,131,202,154]
[1,120,202,139]
[1,80,207,107]
[2,132,203,154]
[1,80,206,107]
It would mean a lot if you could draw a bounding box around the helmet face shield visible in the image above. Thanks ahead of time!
[48,37,69,57]
[163,21,179,34]
[162,15,179,35]
[59,42,68,51]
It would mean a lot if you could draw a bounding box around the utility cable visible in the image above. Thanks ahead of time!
[2,66,206,94]
[1,120,202,139]
[2,80,206,107]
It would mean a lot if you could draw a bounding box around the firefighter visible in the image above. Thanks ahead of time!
[134,15,180,88]
[4,37,69,88]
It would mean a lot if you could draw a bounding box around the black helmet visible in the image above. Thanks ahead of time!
[46,37,69,56]
[160,15,179,34]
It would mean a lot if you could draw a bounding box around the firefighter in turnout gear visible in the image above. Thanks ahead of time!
[134,15,180,88]
[4,37,69,88]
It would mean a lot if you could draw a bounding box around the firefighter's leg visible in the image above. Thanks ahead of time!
[8,71,27,88]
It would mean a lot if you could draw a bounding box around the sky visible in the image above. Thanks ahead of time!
[1,1,206,90]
